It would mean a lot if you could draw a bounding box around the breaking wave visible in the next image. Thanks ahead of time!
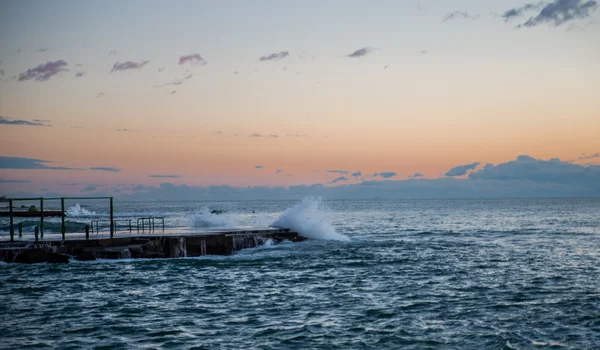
[192,207,236,228]
[272,197,350,241]
[66,203,96,217]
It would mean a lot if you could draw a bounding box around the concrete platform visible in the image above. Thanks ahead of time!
[0,227,304,263]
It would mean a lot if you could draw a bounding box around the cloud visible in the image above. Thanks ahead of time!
[468,155,600,188]
[18,60,68,81]
[352,171,362,178]
[331,176,349,183]
[153,73,193,88]
[38,155,597,200]
[132,185,155,192]
[75,72,84,78]
[110,60,149,72]
[409,172,425,179]
[346,47,374,58]
[149,174,180,178]
[445,162,480,177]
[374,172,398,179]
[519,0,598,27]
[255,165,264,169]
[0,156,80,170]
[179,53,207,65]
[443,11,480,21]
[89,167,121,173]
[80,185,97,193]
[501,3,545,21]
[0,178,31,183]
[276,169,283,174]
[327,170,349,175]
[0,116,51,127]
[260,51,289,61]
[579,153,600,160]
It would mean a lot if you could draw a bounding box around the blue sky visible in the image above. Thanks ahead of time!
[0,0,599,199]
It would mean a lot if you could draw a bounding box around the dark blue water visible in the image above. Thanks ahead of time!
[1,198,599,349]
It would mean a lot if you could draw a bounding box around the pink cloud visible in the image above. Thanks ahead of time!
[179,53,207,65]
[18,60,68,82]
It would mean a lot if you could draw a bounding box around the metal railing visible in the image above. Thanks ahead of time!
[2,196,114,241]
[2,196,169,241]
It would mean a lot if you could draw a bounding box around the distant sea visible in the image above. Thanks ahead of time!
[1,198,599,349]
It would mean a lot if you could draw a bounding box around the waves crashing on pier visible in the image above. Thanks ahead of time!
[272,197,350,241]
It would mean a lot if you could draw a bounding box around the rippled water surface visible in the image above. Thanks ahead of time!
[1,199,600,349]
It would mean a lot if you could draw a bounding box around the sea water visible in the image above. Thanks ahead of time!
[1,198,599,349]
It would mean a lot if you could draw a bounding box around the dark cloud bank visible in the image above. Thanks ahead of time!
[0,116,51,127]
[502,0,597,27]
[0,156,80,170]
[3,156,599,200]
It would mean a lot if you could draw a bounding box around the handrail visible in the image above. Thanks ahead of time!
[4,197,112,201]
[5,196,114,241]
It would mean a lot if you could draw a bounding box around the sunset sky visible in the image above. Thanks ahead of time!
[1,0,599,197]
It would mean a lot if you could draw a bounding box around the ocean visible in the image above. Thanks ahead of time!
[1,198,599,349]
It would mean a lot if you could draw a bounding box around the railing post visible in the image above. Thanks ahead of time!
[110,197,114,239]
[18,223,22,238]
[85,224,90,240]
[61,197,66,240]
[35,226,39,242]
[40,197,44,237]
[9,199,14,242]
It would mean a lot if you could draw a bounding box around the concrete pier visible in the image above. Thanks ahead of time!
[0,227,304,264]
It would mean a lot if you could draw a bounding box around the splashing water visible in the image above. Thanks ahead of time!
[66,203,96,217]
[272,197,350,241]
[192,207,237,228]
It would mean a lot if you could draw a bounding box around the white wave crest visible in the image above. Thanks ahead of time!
[272,197,350,241]
[66,203,96,217]
[191,207,236,228]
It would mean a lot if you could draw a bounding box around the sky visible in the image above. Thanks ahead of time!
[0,0,599,199]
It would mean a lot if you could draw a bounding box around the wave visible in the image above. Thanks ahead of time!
[66,204,172,218]
[67,203,97,217]
[191,207,236,228]
[272,197,350,241]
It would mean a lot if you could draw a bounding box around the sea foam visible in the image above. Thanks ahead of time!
[192,207,236,228]
[272,197,350,241]
[66,203,96,217]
